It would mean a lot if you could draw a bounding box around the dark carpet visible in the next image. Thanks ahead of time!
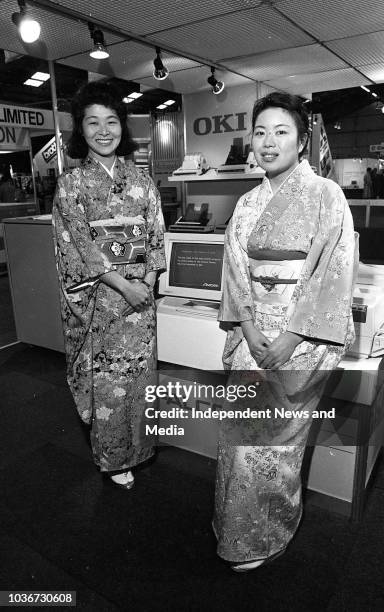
[0,343,384,611]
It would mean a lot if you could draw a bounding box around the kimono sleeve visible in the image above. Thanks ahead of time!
[52,172,113,289]
[218,199,254,323]
[287,181,358,345]
[145,178,166,273]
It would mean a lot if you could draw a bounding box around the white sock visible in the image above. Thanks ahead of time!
[110,470,134,484]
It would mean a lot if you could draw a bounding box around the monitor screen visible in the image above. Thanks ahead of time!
[159,232,225,301]
[169,242,223,292]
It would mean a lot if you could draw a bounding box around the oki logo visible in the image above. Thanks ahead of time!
[193,112,247,135]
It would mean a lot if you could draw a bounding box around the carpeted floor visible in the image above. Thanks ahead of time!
[0,343,384,611]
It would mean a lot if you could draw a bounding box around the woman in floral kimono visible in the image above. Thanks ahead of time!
[52,81,165,489]
[213,92,358,571]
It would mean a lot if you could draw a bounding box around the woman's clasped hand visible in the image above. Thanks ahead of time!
[256,331,303,369]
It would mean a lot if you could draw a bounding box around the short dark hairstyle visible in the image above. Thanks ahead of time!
[251,92,310,158]
[66,80,137,159]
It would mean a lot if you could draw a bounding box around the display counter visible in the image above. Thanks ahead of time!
[348,198,384,228]
[3,215,64,352]
[0,201,39,265]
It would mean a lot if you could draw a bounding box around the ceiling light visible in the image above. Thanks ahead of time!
[371,92,378,98]
[12,0,41,43]
[88,23,109,59]
[127,92,142,99]
[360,85,370,93]
[164,100,175,106]
[31,71,50,81]
[24,78,43,87]
[207,67,224,95]
[157,104,167,109]
[333,121,341,130]
[153,47,169,80]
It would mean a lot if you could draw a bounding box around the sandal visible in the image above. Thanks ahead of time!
[231,548,286,573]
[109,470,135,490]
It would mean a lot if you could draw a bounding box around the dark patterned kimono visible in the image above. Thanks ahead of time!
[52,156,165,472]
[213,160,358,562]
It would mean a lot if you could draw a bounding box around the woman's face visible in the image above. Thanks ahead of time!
[252,107,304,180]
[81,104,122,163]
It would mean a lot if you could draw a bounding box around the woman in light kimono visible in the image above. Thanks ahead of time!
[213,92,358,571]
[52,81,165,489]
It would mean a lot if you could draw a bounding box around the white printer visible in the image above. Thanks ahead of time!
[348,263,384,358]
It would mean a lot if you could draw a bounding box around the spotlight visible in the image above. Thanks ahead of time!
[88,23,109,59]
[153,47,169,80]
[207,67,224,95]
[11,0,41,43]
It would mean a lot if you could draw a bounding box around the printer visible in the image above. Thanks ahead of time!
[348,263,384,358]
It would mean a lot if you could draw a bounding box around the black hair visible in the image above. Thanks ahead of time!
[66,80,137,159]
[251,92,310,158]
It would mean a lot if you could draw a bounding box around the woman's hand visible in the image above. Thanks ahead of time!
[257,331,303,370]
[241,320,271,362]
[100,272,150,314]
[121,279,150,314]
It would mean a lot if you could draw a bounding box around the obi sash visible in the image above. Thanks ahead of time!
[249,257,306,306]
[89,217,147,266]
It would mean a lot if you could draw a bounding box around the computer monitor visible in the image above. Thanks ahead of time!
[159,232,225,302]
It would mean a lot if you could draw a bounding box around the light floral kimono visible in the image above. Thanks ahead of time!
[213,160,358,563]
[52,156,165,472]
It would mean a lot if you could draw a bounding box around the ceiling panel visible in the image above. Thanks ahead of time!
[145,5,313,61]
[53,0,263,36]
[225,44,347,81]
[0,0,383,108]
[267,68,371,95]
[138,65,252,94]
[355,63,384,83]
[327,31,384,67]
[0,0,124,60]
[58,42,201,82]
[278,0,384,41]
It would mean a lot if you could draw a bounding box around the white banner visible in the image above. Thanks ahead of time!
[0,103,72,131]
[0,126,29,150]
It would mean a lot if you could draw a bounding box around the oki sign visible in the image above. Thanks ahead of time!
[184,83,260,168]
[193,112,247,135]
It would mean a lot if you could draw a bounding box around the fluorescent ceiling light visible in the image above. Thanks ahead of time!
[123,97,134,103]
[31,71,50,81]
[128,92,142,99]
[164,100,175,106]
[24,78,43,87]
[371,92,378,98]
[360,85,370,92]
[157,104,167,109]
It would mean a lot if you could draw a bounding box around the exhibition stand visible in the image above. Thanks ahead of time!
[3,81,384,523]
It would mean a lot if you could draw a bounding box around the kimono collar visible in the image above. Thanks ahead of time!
[262,159,315,197]
[82,155,125,177]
